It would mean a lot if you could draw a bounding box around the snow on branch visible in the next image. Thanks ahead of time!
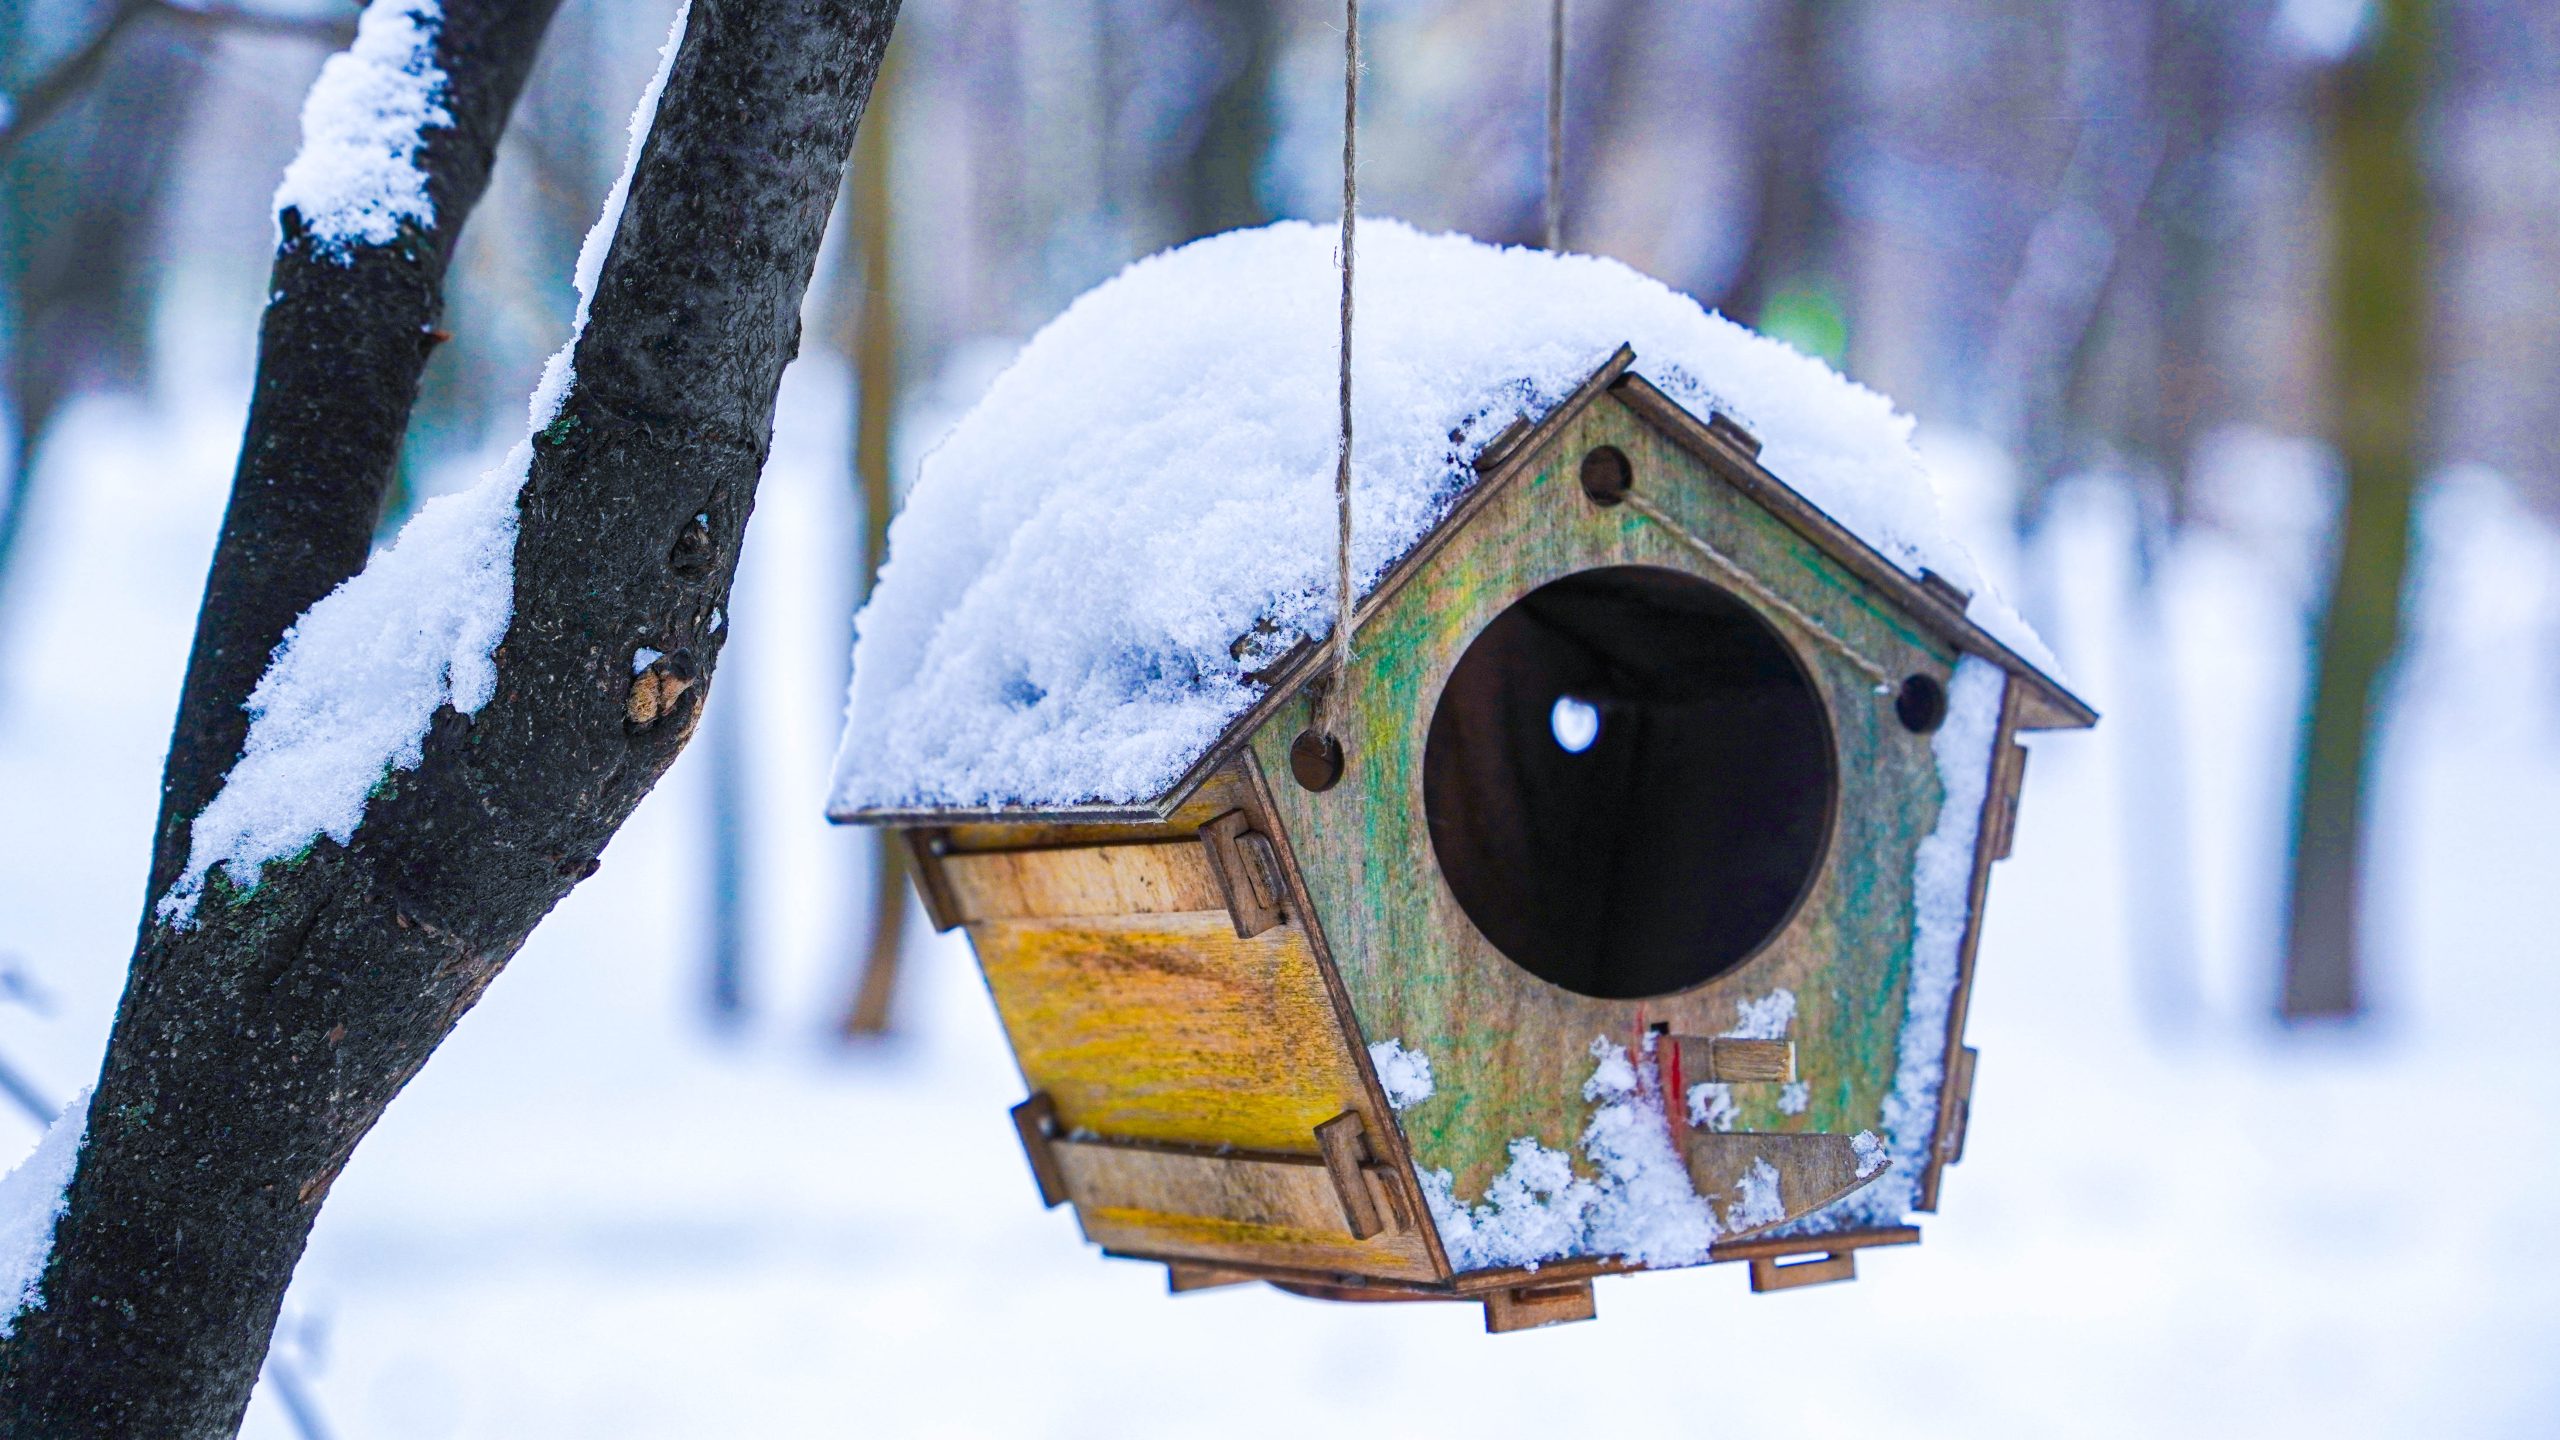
[272,0,451,257]
[0,1090,90,1340]
[160,2,697,927]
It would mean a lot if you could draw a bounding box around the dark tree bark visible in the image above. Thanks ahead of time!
[144,0,566,906]
[0,0,900,1434]
[2282,0,2431,1020]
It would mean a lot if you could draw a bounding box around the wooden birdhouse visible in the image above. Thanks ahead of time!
[829,227,2092,1333]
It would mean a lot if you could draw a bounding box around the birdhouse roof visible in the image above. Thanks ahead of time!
[829,221,2087,822]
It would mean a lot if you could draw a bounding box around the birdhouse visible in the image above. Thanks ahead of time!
[830,224,2092,1332]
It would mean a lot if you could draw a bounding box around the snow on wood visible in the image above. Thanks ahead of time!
[0,1089,89,1339]
[159,4,699,927]
[832,220,2052,812]
[1801,654,2007,1230]
[1420,1037,1720,1271]
[1367,1039,1434,1112]
[271,0,450,257]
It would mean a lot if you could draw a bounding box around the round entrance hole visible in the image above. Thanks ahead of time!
[1422,566,1837,1000]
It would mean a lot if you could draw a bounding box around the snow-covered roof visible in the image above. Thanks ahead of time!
[831,220,2060,817]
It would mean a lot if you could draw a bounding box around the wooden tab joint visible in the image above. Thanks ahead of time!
[1941,1046,1979,1167]
[1166,1262,1259,1295]
[1704,410,1763,458]
[1714,1224,1918,1294]
[900,827,963,933]
[1314,1110,1385,1240]
[1748,1251,1857,1293]
[1200,810,1287,938]
[1011,1092,1070,1209]
[1483,1278,1597,1333]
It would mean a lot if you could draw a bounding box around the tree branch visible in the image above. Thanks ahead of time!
[143,0,560,907]
[0,0,900,1432]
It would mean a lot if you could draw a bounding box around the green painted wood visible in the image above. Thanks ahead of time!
[1253,390,1966,1227]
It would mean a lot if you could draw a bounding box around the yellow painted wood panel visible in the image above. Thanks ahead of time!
[971,911,1372,1154]
[940,842,1223,923]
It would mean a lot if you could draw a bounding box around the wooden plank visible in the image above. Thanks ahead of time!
[837,744,1263,833]
[1200,810,1287,938]
[1482,1279,1597,1333]
[969,910,1375,1155]
[1670,1036,1796,1084]
[1680,1131,1891,1239]
[939,841,1222,924]
[1709,1225,1920,1263]
[1057,1136,1437,1280]
[1056,1136,1406,1236]
[1315,1111,1385,1239]
[1110,1246,1640,1298]
[1919,678,2024,1212]
[1010,1093,1069,1209]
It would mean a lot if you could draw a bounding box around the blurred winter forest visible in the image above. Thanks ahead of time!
[3,0,2558,1435]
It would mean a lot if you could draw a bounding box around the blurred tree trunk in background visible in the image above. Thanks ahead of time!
[2283,0,2432,1020]
[1721,0,1843,359]
[0,4,208,635]
[841,36,908,1037]
[704,680,752,1026]
[1174,0,1276,241]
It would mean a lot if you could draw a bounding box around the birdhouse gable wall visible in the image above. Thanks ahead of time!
[1252,388,2017,1275]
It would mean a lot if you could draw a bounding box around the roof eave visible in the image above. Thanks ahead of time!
[830,340,2092,828]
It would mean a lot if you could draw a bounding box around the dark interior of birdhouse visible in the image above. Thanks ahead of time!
[1423,565,1836,999]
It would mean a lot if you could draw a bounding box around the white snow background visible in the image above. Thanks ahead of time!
[4,175,2560,1438]
[5,335,2557,1437]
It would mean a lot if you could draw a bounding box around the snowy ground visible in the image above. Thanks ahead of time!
[2,350,2556,1438]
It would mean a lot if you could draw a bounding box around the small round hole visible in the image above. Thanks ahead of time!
[1549,694,1600,753]
[1896,674,1949,733]
[1579,446,1632,507]
[1290,729,1345,791]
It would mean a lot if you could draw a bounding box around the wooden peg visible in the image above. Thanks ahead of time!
[1011,1092,1070,1209]
[1314,1110,1385,1239]
[1200,810,1286,938]
[1483,1279,1596,1332]
[1668,1035,1796,1085]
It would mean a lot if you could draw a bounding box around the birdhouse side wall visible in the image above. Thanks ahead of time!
[921,760,1443,1281]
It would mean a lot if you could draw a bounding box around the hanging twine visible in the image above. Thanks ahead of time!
[1545,0,1565,251]
[1318,0,1360,741]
